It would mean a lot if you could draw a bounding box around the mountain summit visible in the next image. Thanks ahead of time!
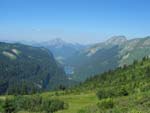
[38,38,85,65]
[43,38,67,47]
[105,36,127,45]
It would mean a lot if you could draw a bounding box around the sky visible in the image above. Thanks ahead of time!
[0,0,150,44]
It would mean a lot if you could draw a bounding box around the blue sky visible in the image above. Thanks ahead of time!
[0,0,150,44]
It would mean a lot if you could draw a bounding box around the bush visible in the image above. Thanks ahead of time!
[2,95,66,113]
[13,95,42,112]
[96,89,115,99]
[97,98,114,109]
[118,87,129,96]
[96,87,129,100]
[0,99,4,112]
[42,99,66,113]
[3,98,16,113]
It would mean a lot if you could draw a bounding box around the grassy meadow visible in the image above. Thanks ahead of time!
[1,90,150,113]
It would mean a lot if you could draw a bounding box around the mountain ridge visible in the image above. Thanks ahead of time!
[66,36,150,81]
[2,36,150,82]
[0,42,72,94]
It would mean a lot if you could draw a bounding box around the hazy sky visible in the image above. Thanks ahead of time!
[0,0,150,44]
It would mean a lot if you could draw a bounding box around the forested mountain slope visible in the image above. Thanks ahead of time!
[0,42,70,94]
[76,56,150,94]
[67,36,150,81]
[64,57,150,113]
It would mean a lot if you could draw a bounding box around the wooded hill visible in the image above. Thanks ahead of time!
[0,42,72,95]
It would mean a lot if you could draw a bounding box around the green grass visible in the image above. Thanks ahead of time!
[0,92,99,113]
[76,91,150,113]
[41,92,99,113]
[40,91,150,113]
[0,91,150,113]
[52,91,150,113]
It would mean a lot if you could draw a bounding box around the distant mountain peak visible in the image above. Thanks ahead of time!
[47,38,67,46]
[51,38,65,42]
[105,36,127,45]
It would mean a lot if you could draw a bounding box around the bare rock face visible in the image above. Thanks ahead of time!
[105,36,127,45]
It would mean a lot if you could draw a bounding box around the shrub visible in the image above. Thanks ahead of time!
[96,89,115,99]
[0,99,4,112]
[42,99,65,113]
[118,87,129,96]
[13,95,42,112]
[3,98,16,113]
[0,99,4,113]
[2,95,66,113]
[97,98,114,109]
[96,86,129,100]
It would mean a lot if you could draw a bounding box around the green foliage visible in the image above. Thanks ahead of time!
[118,87,129,96]
[14,95,43,112]
[97,98,114,109]
[76,57,150,95]
[42,99,65,113]
[0,95,66,113]
[77,106,99,113]
[70,57,150,113]
[145,66,150,77]
[0,99,3,112]
[76,91,150,113]
[3,98,16,113]
[96,87,129,100]
[58,84,66,91]
[96,89,115,99]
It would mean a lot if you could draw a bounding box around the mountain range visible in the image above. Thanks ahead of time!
[4,36,150,82]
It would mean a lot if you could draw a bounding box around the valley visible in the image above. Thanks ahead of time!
[0,55,150,113]
[27,36,150,81]
[1,0,150,112]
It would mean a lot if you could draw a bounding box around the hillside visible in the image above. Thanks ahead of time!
[0,42,71,95]
[76,57,150,92]
[18,38,86,76]
[67,36,150,81]
[56,56,150,113]
[0,56,150,113]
